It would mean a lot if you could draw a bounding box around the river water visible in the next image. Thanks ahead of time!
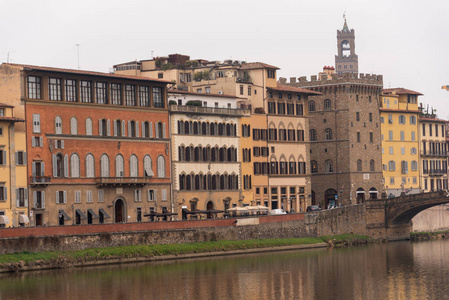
[1,239,449,300]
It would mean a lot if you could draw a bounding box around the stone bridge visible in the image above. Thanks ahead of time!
[365,190,449,240]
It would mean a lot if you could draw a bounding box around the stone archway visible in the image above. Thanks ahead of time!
[206,201,214,219]
[115,198,126,223]
[356,188,366,204]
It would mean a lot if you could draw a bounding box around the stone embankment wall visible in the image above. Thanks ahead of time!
[0,206,369,254]
[0,214,317,254]
[315,205,367,237]
[412,204,449,232]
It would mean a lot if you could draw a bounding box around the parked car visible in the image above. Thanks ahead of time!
[306,205,321,212]
[269,209,287,215]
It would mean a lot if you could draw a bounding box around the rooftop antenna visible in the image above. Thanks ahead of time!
[2,51,15,63]
[76,44,80,69]
[151,50,154,59]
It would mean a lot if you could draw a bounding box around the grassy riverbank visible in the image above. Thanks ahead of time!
[410,230,449,241]
[0,235,372,272]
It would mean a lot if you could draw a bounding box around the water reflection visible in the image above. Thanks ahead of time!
[1,240,449,299]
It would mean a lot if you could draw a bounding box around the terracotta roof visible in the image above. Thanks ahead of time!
[0,116,25,122]
[382,88,423,96]
[168,89,244,99]
[3,63,173,84]
[239,62,279,70]
[419,116,448,123]
[268,84,322,95]
[0,103,14,108]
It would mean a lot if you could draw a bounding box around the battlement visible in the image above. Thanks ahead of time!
[279,72,383,87]
[337,29,355,36]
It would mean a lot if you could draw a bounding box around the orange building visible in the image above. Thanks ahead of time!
[0,63,172,226]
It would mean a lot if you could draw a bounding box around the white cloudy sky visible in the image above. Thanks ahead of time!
[2,0,449,118]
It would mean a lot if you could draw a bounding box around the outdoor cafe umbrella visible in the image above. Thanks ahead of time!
[247,205,269,213]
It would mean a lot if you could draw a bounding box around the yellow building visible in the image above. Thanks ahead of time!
[0,103,28,227]
[380,88,421,196]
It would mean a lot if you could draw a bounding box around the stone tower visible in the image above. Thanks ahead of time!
[335,17,358,74]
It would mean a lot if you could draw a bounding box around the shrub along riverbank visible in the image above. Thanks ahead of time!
[410,230,449,241]
[0,235,372,273]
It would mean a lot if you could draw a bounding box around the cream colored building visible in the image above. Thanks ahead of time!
[0,103,28,227]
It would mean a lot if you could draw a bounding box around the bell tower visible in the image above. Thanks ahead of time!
[335,15,358,74]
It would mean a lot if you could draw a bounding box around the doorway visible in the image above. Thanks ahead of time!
[206,201,213,219]
[115,199,125,223]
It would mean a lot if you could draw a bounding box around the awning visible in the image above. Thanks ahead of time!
[0,215,9,225]
[87,209,99,219]
[59,210,71,220]
[19,214,30,224]
[145,166,154,177]
[76,209,87,220]
[99,208,111,219]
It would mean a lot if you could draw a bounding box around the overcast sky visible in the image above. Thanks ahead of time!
[2,0,449,118]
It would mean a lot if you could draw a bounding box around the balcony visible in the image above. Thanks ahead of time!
[421,151,448,157]
[30,176,51,186]
[429,169,447,176]
[96,177,152,187]
[170,105,250,117]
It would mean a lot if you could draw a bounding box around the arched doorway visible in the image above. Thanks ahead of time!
[325,189,338,208]
[356,188,365,204]
[369,187,378,200]
[115,199,125,223]
[206,201,214,219]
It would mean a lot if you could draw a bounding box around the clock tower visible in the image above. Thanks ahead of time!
[335,16,358,74]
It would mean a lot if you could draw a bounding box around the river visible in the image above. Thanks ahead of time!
[1,239,449,299]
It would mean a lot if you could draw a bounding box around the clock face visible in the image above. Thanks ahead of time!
[341,40,351,56]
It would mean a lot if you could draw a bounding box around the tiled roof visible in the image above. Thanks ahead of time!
[419,116,448,123]
[0,116,25,122]
[268,84,322,95]
[3,63,173,84]
[382,88,423,96]
[239,62,279,70]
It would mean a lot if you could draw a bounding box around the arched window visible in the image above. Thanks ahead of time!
[179,174,185,190]
[86,154,95,178]
[370,159,375,172]
[324,99,331,111]
[157,122,164,138]
[55,116,62,134]
[53,153,68,177]
[310,129,317,141]
[115,154,124,177]
[85,118,92,135]
[70,153,80,177]
[325,128,333,140]
[143,155,154,177]
[129,155,138,177]
[311,160,318,174]
[325,159,333,173]
[157,155,166,178]
[100,154,109,177]
[128,120,136,137]
[357,159,362,172]
[309,101,316,112]
[70,117,77,135]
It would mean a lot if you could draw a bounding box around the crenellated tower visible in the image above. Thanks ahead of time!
[335,16,358,74]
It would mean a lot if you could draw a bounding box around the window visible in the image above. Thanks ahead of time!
[98,190,104,202]
[388,114,393,124]
[115,155,124,177]
[96,82,107,104]
[278,93,283,99]
[55,116,62,134]
[0,185,6,201]
[70,117,77,135]
[80,81,92,103]
[130,155,138,177]
[369,113,373,122]
[401,161,408,174]
[268,102,276,114]
[65,79,77,102]
[49,78,62,101]
[100,154,109,177]
[398,115,406,124]
[125,85,136,106]
[139,86,150,107]
[247,87,251,96]
[370,160,375,172]
[401,147,405,155]
[53,153,68,177]
[16,151,26,165]
[357,159,362,172]
[400,131,405,141]
[356,112,360,122]
[308,101,315,112]
[157,155,165,177]
[56,190,67,204]
[410,116,416,125]
[267,70,275,78]
[369,132,374,143]
[390,177,395,185]
[389,147,394,155]
[15,188,27,207]
[411,131,416,141]
[311,161,318,174]
[287,103,294,115]
[134,190,142,202]
[310,129,317,141]
[277,102,285,114]
[205,87,210,94]
[148,190,155,201]
[324,99,331,111]
[296,104,303,116]
[389,130,393,141]
[86,190,92,203]
[70,154,80,178]
[380,116,384,123]
[411,147,417,155]
[111,83,122,105]
[411,160,418,171]
[325,160,333,173]
[31,136,43,147]
[153,87,164,108]
[74,190,80,204]
[32,114,41,133]
[325,128,332,140]
[27,76,41,99]
[85,118,92,135]
[422,123,426,136]
[356,132,361,143]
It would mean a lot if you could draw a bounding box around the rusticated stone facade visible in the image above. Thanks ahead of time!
[281,73,383,207]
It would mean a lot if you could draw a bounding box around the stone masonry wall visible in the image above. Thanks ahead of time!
[315,204,367,236]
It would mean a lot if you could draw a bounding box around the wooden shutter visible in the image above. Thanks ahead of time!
[98,119,103,136]
[163,123,166,138]
[107,120,111,136]
[24,189,28,207]
[128,121,131,137]
[41,162,45,176]
[33,191,37,208]
[149,122,153,138]
[32,162,36,177]
[122,120,126,137]
[64,154,68,177]
[39,137,43,147]
[52,154,57,176]
[136,121,139,137]
[64,191,67,203]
